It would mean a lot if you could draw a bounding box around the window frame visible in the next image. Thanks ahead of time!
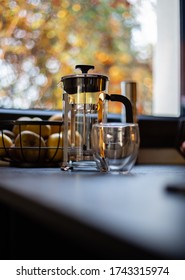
[0,0,184,161]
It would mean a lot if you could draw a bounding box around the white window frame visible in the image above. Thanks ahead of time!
[153,0,180,117]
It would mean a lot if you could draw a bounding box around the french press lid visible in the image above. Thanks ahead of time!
[61,65,109,94]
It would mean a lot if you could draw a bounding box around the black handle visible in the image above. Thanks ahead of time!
[107,94,133,123]
[75,65,95,74]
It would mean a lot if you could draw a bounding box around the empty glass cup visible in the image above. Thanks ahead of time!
[91,123,140,174]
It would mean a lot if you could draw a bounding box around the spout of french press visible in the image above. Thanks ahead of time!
[75,65,95,74]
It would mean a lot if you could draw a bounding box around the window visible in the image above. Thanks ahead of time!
[0,0,156,115]
[0,0,184,162]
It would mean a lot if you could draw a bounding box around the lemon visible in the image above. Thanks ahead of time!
[0,133,13,157]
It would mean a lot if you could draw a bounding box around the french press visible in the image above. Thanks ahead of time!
[60,65,133,170]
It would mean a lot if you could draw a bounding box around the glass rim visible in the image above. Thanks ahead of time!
[92,122,138,128]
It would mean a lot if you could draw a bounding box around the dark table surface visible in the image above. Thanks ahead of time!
[0,163,185,259]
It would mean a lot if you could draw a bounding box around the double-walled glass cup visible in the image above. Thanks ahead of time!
[91,123,140,174]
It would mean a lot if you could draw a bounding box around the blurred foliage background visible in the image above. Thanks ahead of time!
[0,0,156,114]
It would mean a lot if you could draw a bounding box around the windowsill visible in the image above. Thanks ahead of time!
[137,148,185,164]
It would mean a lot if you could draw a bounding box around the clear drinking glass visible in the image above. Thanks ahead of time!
[91,123,140,174]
